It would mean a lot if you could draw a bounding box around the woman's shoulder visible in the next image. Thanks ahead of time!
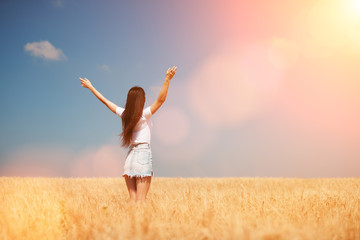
[115,106,125,117]
[143,106,152,119]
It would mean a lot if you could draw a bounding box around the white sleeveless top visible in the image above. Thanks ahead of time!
[115,106,153,145]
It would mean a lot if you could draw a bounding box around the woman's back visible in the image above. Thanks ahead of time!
[116,106,153,145]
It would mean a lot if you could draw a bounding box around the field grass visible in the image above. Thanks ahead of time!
[0,177,359,240]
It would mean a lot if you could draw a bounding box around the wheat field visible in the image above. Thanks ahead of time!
[0,177,359,240]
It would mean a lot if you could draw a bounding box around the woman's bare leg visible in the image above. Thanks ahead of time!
[135,176,152,202]
[124,175,137,202]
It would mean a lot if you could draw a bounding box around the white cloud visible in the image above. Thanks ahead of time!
[97,64,111,72]
[24,40,67,61]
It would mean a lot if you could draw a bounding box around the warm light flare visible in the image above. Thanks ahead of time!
[345,0,360,49]
[187,46,258,127]
[308,1,349,48]
[291,0,360,58]
[267,38,299,69]
[187,42,284,128]
[351,0,360,13]
[153,107,190,146]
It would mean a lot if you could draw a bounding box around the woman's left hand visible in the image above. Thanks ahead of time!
[165,66,177,81]
[79,77,93,89]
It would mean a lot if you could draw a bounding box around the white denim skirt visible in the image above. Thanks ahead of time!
[122,143,154,178]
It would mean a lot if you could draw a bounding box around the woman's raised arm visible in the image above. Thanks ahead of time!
[150,66,177,115]
[80,77,118,114]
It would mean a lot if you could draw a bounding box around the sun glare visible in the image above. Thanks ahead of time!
[292,0,360,57]
[346,0,360,17]
[345,0,360,48]
[353,0,360,12]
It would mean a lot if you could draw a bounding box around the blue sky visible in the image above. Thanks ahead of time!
[1,0,360,177]
[0,0,197,148]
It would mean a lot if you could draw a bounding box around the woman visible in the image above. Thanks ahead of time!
[79,66,177,203]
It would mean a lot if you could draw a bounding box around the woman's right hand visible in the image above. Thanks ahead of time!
[165,66,177,80]
[79,77,93,89]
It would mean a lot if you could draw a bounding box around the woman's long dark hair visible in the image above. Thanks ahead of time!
[118,86,145,147]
